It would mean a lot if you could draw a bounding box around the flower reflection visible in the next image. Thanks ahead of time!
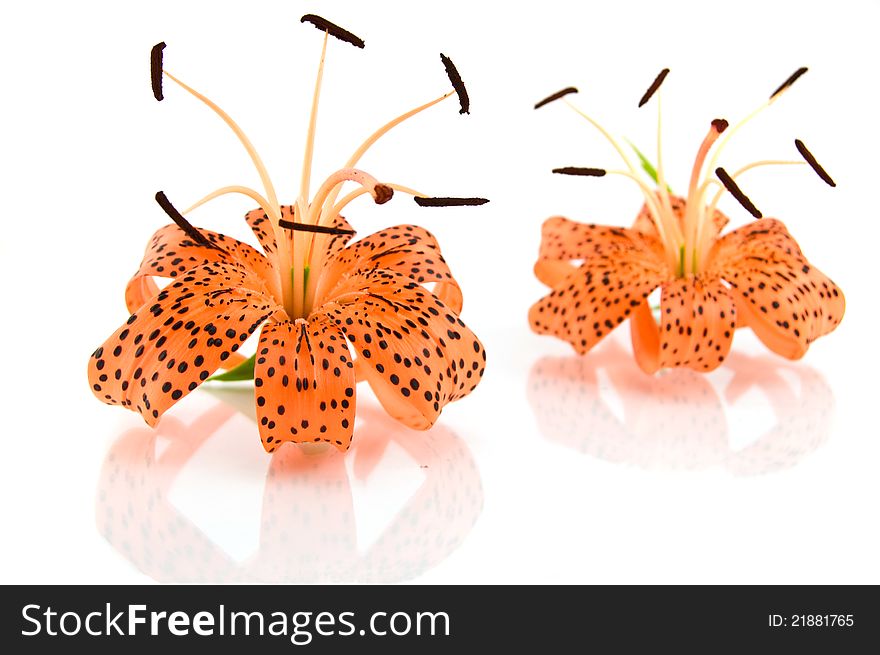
[527,337,833,475]
[95,391,482,582]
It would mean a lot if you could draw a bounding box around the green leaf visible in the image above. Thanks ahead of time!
[627,140,673,193]
[209,354,256,382]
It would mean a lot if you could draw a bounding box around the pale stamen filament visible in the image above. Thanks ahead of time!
[182,185,275,219]
[605,170,677,268]
[563,99,641,178]
[310,169,387,225]
[299,31,329,208]
[654,93,676,235]
[323,92,454,210]
[162,69,294,314]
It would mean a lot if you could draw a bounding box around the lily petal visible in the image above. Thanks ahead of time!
[317,269,485,430]
[125,223,278,313]
[633,277,737,373]
[89,262,282,425]
[253,318,356,453]
[710,219,845,359]
[530,218,667,354]
[316,224,464,312]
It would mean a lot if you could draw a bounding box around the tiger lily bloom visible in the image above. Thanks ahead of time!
[529,68,844,373]
[88,15,487,452]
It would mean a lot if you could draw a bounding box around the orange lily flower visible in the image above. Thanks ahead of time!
[88,16,487,452]
[529,68,844,372]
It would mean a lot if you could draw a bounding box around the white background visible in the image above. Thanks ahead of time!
[2,0,879,583]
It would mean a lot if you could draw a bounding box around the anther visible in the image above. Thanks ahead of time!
[552,167,607,177]
[794,139,836,187]
[155,191,223,249]
[715,168,763,218]
[440,54,469,114]
[413,197,489,207]
[638,68,670,108]
[151,42,166,101]
[534,87,579,110]
[770,67,808,100]
[278,220,356,235]
[300,14,365,48]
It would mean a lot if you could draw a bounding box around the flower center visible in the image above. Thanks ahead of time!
[538,67,835,279]
[150,15,487,322]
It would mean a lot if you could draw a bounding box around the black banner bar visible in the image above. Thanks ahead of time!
[2,585,876,653]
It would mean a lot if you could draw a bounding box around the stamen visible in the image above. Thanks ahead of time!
[300,14,365,48]
[770,67,808,101]
[715,167,762,218]
[552,167,607,177]
[155,191,222,249]
[414,196,489,206]
[278,220,356,235]
[180,185,274,217]
[150,42,165,101]
[300,31,329,206]
[638,68,670,108]
[534,87,578,110]
[440,54,469,114]
[795,139,836,187]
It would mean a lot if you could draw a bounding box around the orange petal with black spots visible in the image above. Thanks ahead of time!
[317,269,485,430]
[125,223,278,313]
[530,218,668,355]
[253,318,356,453]
[709,219,845,359]
[316,224,463,312]
[655,277,737,372]
[89,261,282,425]
[534,216,664,288]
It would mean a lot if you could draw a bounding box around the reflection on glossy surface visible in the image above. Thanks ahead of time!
[96,391,482,582]
[527,338,833,474]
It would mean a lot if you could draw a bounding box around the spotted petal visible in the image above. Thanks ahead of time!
[125,223,278,313]
[631,277,737,373]
[89,261,282,425]
[534,216,665,288]
[315,269,485,430]
[709,219,845,359]
[316,224,464,312]
[530,217,668,355]
[253,318,356,453]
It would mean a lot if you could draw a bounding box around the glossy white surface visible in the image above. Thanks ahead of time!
[2,0,878,584]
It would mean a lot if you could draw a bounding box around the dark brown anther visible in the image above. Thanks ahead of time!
[770,67,808,100]
[413,197,489,207]
[552,167,607,177]
[534,87,579,110]
[278,219,356,235]
[795,139,836,187]
[638,68,670,108]
[155,191,223,249]
[300,14,365,48]
[440,53,469,114]
[715,168,763,218]
[151,42,166,101]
